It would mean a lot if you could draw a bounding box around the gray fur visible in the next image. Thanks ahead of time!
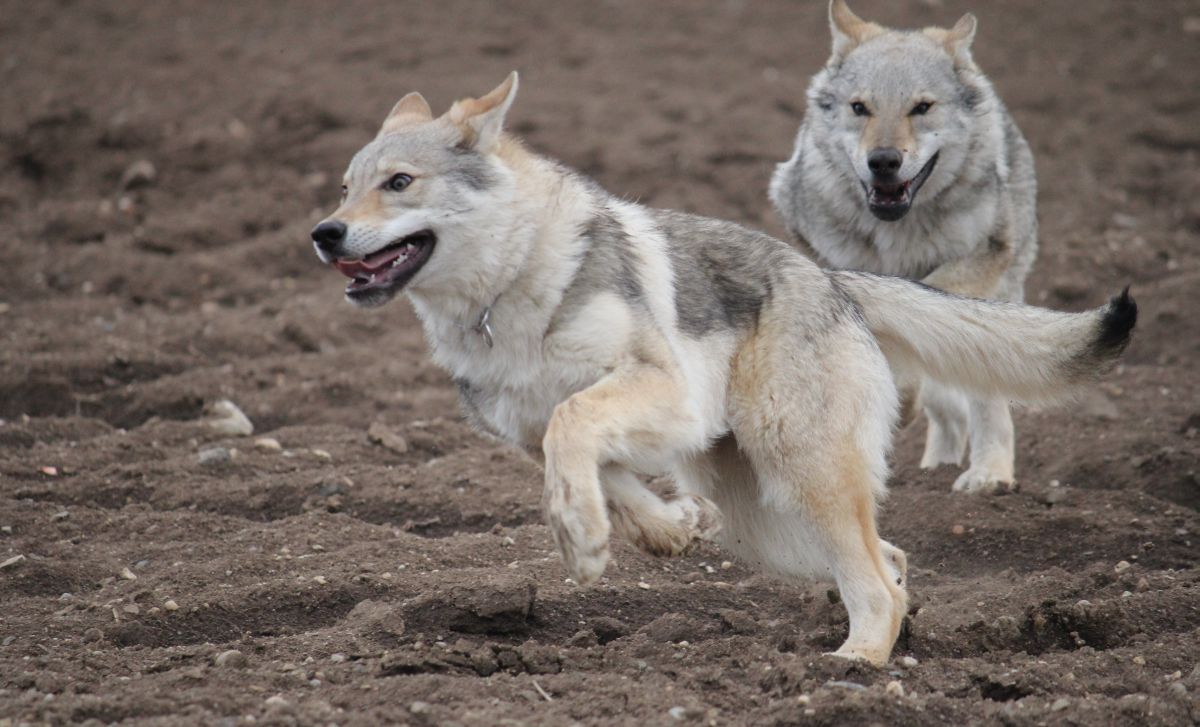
[770,32,1038,288]
[455,377,501,438]
[768,10,1042,494]
[653,211,781,338]
[446,147,496,190]
[548,206,643,334]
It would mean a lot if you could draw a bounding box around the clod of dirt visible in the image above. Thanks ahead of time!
[640,612,708,643]
[205,400,254,437]
[718,609,758,635]
[344,599,406,639]
[213,649,247,668]
[403,573,536,635]
[367,421,409,454]
[589,616,631,644]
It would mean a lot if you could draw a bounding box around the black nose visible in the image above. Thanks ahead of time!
[867,147,903,176]
[311,220,347,253]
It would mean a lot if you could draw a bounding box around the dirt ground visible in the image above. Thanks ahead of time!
[2,0,1199,724]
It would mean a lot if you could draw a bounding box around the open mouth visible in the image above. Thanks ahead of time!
[332,230,436,300]
[864,152,939,222]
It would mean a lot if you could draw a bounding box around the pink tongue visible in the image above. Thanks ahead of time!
[333,247,405,278]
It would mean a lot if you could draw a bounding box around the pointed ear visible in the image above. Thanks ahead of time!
[377,92,433,137]
[944,13,978,67]
[447,71,519,151]
[829,0,883,60]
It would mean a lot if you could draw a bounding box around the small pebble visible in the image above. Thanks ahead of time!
[313,575,328,585]
[330,653,347,663]
[52,510,70,521]
[899,656,919,668]
[163,599,179,611]
[264,695,289,708]
[207,400,254,437]
[311,449,333,462]
[122,604,139,615]
[885,680,905,698]
[1051,698,1071,711]
[951,524,965,536]
[120,159,157,190]
[119,567,137,581]
[1114,560,1132,573]
[1132,655,1146,666]
[254,437,283,453]
[198,447,231,466]
[409,701,431,715]
[667,706,687,721]
[39,466,58,476]
[637,581,651,590]
[720,561,733,570]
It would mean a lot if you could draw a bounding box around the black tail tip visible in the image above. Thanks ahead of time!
[1097,286,1137,353]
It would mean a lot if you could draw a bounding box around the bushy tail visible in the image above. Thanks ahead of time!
[831,271,1137,405]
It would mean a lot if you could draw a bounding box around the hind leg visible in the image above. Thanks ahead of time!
[918,380,969,469]
[726,314,906,665]
[953,396,1015,493]
[602,465,721,558]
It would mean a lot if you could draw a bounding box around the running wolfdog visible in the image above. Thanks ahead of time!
[312,73,1133,663]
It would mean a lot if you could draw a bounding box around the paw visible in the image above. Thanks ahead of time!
[680,493,723,543]
[822,647,888,668]
[545,508,611,586]
[565,542,610,587]
[951,466,1014,494]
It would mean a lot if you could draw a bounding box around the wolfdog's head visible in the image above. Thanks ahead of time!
[807,0,992,222]
[312,73,521,308]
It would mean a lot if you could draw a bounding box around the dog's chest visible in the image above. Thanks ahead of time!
[437,327,620,449]
[817,203,995,279]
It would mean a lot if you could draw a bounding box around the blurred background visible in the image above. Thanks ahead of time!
[1,1,1198,724]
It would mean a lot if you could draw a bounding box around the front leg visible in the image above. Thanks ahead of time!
[542,362,704,586]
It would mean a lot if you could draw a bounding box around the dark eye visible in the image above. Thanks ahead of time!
[340,185,348,200]
[383,173,413,192]
[850,101,870,117]
[910,101,933,116]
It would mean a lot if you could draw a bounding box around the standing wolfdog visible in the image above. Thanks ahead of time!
[312,73,1133,664]
[770,1,1038,493]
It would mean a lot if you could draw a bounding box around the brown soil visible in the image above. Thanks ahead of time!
[2,0,1199,724]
